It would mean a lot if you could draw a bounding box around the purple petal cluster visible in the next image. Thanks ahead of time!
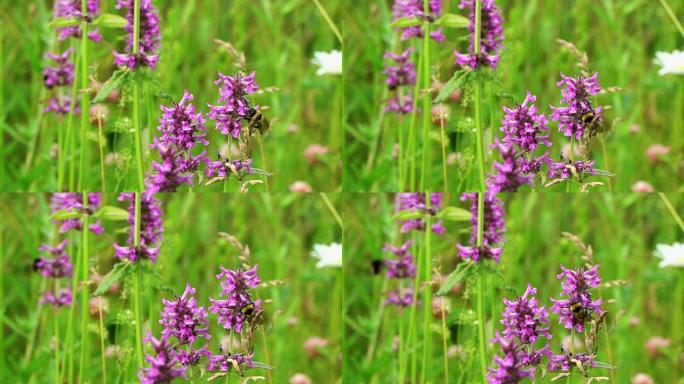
[157,91,208,150]
[44,96,79,116]
[138,333,187,384]
[35,240,73,278]
[383,241,417,279]
[457,191,505,263]
[454,0,504,69]
[548,159,595,181]
[50,193,104,234]
[160,284,210,346]
[392,0,445,42]
[114,192,164,263]
[385,95,414,114]
[487,139,534,193]
[209,266,261,333]
[54,0,103,42]
[501,284,552,344]
[207,72,259,139]
[385,287,416,308]
[550,265,603,333]
[43,49,75,89]
[114,0,161,69]
[395,193,445,235]
[548,352,595,372]
[41,288,73,307]
[206,352,256,372]
[487,332,535,384]
[205,158,254,179]
[550,73,602,140]
[501,92,551,152]
[383,49,417,115]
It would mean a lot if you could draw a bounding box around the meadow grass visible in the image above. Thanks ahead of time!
[343,0,684,192]
[343,192,684,383]
[0,192,342,383]
[0,0,342,192]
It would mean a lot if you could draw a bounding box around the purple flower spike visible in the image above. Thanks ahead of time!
[114,192,163,263]
[207,71,260,139]
[160,284,211,346]
[550,265,603,333]
[205,158,254,179]
[454,0,504,69]
[384,48,417,90]
[383,240,416,279]
[44,96,80,116]
[50,193,104,234]
[385,287,417,308]
[550,73,602,140]
[487,138,535,193]
[158,91,208,149]
[206,352,256,372]
[396,193,445,235]
[54,0,102,42]
[501,284,552,344]
[548,352,595,373]
[138,333,187,384]
[547,159,595,181]
[501,92,551,152]
[457,191,505,263]
[41,288,73,307]
[177,344,211,367]
[392,0,445,42]
[36,240,73,278]
[209,266,261,333]
[384,95,414,114]
[487,332,536,384]
[44,49,75,89]
[114,0,161,70]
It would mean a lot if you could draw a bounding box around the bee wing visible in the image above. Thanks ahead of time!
[250,167,273,176]
[592,168,615,177]
[251,361,275,370]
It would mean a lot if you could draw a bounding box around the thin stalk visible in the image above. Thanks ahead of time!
[66,237,81,383]
[311,0,342,45]
[419,2,432,190]
[476,192,487,383]
[659,193,684,234]
[98,300,107,384]
[65,49,81,191]
[365,277,389,365]
[78,192,90,382]
[598,134,611,192]
[0,31,4,188]
[132,0,145,190]
[567,137,575,192]
[474,0,486,191]
[408,237,423,383]
[97,117,106,191]
[659,0,684,39]
[53,281,60,384]
[420,191,433,383]
[567,330,575,384]
[439,268,449,384]
[398,301,405,384]
[319,193,343,229]
[439,113,448,192]
[0,229,3,379]
[407,49,424,190]
[78,0,90,190]
[133,192,145,368]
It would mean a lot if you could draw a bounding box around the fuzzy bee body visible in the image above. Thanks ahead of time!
[569,301,591,322]
[370,259,384,275]
[246,107,270,136]
[581,110,603,137]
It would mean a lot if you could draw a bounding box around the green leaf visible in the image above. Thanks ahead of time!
[94,206,130,221]
[436,262,473,296]
[437,206,472,221]
[92,262,130,296]
[48,17,79,28]
[93,13,129,29]
[49,209,81,221]
[435,13,470,29]
[93,68,130,103]
[392,210,423,221]
[391,16,421,28]
[434,69,470,103]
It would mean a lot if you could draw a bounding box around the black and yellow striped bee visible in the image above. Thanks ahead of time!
[569,301,591,323]
[246,107,270,136]
[370,259,385,275]
[240,301,264,325]
[581,110,603,137]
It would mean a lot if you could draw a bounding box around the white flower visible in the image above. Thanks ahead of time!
[311,243,342,268]
[312,50,342,76]
[654,243,684,268]
[654,50,684,75]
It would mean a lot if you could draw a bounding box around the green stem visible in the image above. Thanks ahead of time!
[476,192,487,383]
[474,0,486,191]
[98,300,107,384]
[0,31,4,189]
[132,0,145,191]
[78,0,90,190]
[319,193,343,229]
[53,281,60,384]
[0,229,3,379]
[439,113,448,192]
[97,118,106,191]
[66,238,80,383]
[659,193,684,234]
[567,137,575,192]
[65,46,81,191]
[78,192,90,382]
[133,192,145,369]
[408,237,422,383]
[420,191,433,382]
[419,3,431,191]
[659,0,684,39]
[407,49,424,190]
[567,330,575,384]
[311,0,342,45]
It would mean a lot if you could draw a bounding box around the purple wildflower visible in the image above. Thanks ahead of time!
[138,333,187,384]
[395,193,445,235]
[157,91,208,150]
[384,95,414,114]
[206,352,256,373]
[501,284,551,344]
[146,139,207,193]
[487,138,534,193]
[385,287,416,308]
[50,193,104,234]
[207,71,259,139]
[457,191,505,263]
[114,192,164,263]
[383,240,416,279]
[54,0,103,42]
[177,344,211,367]
[547,159,595,181]
[550,73,602,140]
[550,265,603,333]
[160,284,211,346]
[205,158,254,179]
[209,266,261,333]
[44,96,79,115]
[392,0,445,42]
[43,49,75,89]
[548,352,595,373]
[35,240,73,278]
[454,0,504,69]
[41,288,73,307]
[487,332,535,384]
[384,49,417,90]
[114,0,161,70]
[501,92,551,152]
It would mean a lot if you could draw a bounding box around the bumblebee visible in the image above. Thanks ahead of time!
[580,110,602,136]
[246,107,270,136]
[32,258,43,272]
[569,301,591,322]
[240,301,264,324]
[370,259,385,275]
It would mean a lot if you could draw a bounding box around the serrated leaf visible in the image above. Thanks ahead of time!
[93,68,130,103]
[50,209,81,221]
[94,206,130,221]
[435,13,470,28]
[49,17,79,28]
[392,209,423,221]
[391,16,421,28]
[437,262,473,296]
[92,262,130,296]
[93,13,129,28]
[437,206,472,221]
[434,69,470,103]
